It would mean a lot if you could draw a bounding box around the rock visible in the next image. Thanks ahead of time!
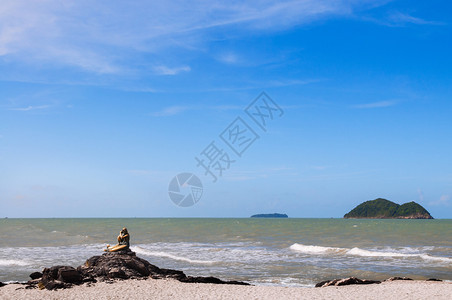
[57,266,82,283]
[28,249,249,290]
[26,279,41,286]
[426,278,442,282]
[29,272,43,280]
[0,282,5,287]
[384,277,413,282]
[39,266,82,290]
[315,277,381,287]
[78,250,152,280]
[182,276,249,285]
[315,280,332,288]
[44,280,66,290]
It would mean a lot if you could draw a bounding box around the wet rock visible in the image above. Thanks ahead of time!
[384,277,413,282]
[28,249,249,290]
[0,282,5,287]
[182,276,249,285]
[80,250,249,285]
[315,277,381,287]
[426,278,442,282]
[29,272,42,280]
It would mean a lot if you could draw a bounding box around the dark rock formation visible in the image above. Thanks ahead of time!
[384,276,413,282]
[316,276,445,287]
[344,198,433,219]
[315,277,381,287]
[78,250,152,280]
[251,213,288,218]
[427,278,442,282]
[35,266,83,290]
[0,282,5,288]
[29,272,43,280]
[30,248,249,290]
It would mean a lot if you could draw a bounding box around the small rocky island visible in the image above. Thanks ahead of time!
[251,213,288,218]
[344,198,433,219]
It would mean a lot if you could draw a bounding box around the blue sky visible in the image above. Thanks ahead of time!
[1,0,451,218]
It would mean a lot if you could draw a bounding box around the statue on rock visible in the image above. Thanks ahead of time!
[104,227,130,252]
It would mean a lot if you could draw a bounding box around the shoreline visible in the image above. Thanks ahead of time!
[1,278,451,300]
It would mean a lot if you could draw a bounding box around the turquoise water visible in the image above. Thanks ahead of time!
[0,218,451,286]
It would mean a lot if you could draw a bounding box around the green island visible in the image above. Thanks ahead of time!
[251,213,288,218]
[344,198,433,219]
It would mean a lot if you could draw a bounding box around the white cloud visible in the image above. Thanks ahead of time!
[151,106,190,117]
[417,188,424,202]
[218,53,239,64]
[430,195,451,206]
[210,105,243,111]
[352,100,396,109]
[0,1,386,74]
[387,12,445,26]
[150,104,244,116]
[153,65,191,75]
[9,105,50,111]
[200,78,318,92]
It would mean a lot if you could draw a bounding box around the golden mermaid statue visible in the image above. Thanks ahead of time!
[104,228,130,252]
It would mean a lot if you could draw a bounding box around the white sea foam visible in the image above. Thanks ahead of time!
[290,243,452,263]
[347,247,410,257]
[131,246,216,265]
[289,243,346,254]
[0,259,30,266]
[418,254,452,263]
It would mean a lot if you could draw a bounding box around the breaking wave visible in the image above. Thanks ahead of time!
[290,243,452,263]
[131,246,216,265]
[0,259,31,267]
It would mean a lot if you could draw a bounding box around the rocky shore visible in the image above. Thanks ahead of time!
[1,250,449,300]
[22,248,249,290]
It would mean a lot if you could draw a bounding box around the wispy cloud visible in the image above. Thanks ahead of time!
[352,100,397,109]
[387,12,445,26]
[211,105,243,111]
[430,195,450,206]
[8,105,50,111]
[0,1,387,75]
[417,188,424,202]
[153,65,191,75]
[151,106,190,117]
[150,104,244,117]
[200,78,318,92]
[217,52,239,64]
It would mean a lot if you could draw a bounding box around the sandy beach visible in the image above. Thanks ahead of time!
[1,279,451,300]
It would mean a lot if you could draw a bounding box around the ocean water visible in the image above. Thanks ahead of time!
[0,218,451,287]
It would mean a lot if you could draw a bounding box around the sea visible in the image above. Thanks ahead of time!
[1,218,451,287]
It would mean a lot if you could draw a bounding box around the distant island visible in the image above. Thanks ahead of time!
[344,198,433,219]
[251,213,288,218]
